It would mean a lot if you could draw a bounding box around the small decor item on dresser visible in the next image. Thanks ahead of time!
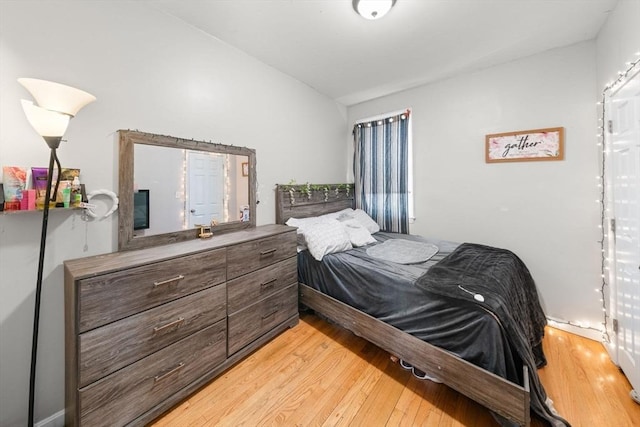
[196,219,220,239]
[197,224,213,239]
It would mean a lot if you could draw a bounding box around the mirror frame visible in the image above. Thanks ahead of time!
[118,130,257,251]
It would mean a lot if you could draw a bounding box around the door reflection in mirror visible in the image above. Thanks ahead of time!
[134,143,249,238]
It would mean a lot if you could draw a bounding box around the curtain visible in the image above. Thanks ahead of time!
[353,111,409,234]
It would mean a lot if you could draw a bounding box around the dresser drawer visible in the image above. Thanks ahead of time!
[228,283,297,354]
[227,232,296,280]
[227,257,297,314]
[79,284,226,387]
[78,249,226,332]
[79,320,226,427]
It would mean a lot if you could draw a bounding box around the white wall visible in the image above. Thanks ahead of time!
[596,0,640,92]
[0,1,348,425]
[348,42,603,339]
[2,0,636,425]
[134,144,184,236]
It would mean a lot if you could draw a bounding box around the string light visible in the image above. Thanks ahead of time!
[603,56,640,93]
[595,54,640,342]
[597,91,610,342]
[223,154,231,223]
[181,150,188,229]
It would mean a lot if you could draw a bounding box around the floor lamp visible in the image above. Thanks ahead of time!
[18,78,96,427]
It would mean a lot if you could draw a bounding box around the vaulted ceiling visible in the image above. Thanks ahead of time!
[143,0,618,106]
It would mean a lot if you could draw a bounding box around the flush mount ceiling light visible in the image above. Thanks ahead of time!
[353,0,396,20]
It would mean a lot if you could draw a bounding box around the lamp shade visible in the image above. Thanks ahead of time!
[21,100,70,137]
[353,0,396,20]
[18,78,96,117]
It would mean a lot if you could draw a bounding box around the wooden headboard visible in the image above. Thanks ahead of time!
[275,183,355,224]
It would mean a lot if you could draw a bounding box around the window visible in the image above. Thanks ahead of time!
[353,109,412,233]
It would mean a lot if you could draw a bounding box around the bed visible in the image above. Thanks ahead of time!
[275,183,568,427]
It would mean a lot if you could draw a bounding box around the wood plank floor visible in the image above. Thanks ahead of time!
[152,313,640,426]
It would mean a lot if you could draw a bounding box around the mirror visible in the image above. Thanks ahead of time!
[118,130,256,251]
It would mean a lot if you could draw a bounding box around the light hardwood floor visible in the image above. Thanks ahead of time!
[152,312,640,426]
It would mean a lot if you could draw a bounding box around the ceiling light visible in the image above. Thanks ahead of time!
[353,0,396,20]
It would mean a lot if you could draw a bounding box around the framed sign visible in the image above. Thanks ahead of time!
[485,127,564,163]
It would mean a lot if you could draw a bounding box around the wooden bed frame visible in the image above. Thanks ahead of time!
[275,183,531,426]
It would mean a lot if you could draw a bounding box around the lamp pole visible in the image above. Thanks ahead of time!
[28,145,58,427]
[18,78,95,426]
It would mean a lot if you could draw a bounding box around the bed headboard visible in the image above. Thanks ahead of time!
[275,183,355,224]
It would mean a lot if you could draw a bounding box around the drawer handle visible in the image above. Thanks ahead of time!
[260,249,277,257]
[154,362,185,383]
[153,275,185,287]
[262,310,277,321]
[260,278,277,290]
[153,317,185,334]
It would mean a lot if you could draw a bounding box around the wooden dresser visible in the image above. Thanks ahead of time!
[64,225,298,426]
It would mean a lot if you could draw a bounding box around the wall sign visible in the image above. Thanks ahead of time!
[485,127,564,163]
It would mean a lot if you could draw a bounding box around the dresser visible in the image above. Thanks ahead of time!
[64,225,298,426]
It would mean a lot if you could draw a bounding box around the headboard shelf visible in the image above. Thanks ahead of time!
[275,183,355,224]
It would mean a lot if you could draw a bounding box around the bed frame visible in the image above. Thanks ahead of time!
[275,183,531,426]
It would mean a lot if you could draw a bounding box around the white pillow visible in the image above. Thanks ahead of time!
[303,219,352,261]
[340,218,376,247]
[285,215,322,230]
[286,210,357,248]
[285,215,324,248]
[323,208,355,220]
[352,209,380,234]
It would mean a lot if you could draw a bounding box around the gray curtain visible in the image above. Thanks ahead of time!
[353,111,409,233]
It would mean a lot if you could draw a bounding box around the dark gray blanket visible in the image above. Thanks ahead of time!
[416,243,569,427]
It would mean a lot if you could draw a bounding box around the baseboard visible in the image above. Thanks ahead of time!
[546,317,604,342]
[35,409,64,427]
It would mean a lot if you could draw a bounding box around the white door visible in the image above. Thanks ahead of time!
[187,151,224,228]
[608,68,640,398]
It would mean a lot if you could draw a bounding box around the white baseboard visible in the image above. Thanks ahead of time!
[35,409,64,427]
[546,317,604,342]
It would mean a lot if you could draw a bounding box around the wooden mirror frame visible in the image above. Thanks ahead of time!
[118,130,257,251]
